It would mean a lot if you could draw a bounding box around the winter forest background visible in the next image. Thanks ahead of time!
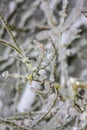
[0,0,87,130]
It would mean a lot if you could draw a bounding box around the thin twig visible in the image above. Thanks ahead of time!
[40,36,58,70]
[48,36,58,80]
[33,40,44,69]
[30,87,58,128]
[0,117,29,130]
[0,39,22,55]
[0,12,22,54]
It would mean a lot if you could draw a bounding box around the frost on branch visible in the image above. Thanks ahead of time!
[0,0,87,130]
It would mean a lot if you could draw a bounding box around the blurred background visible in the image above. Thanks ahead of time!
[0,0,87,130]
